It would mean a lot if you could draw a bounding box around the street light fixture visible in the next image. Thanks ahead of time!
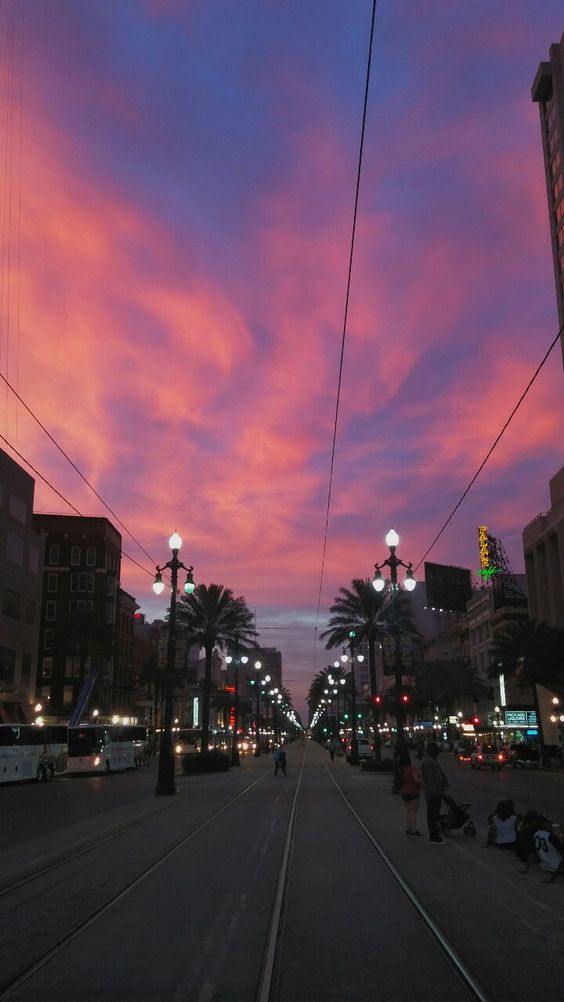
[372,527,416,792]
[251,660,262,756]
[225,652,248,766]
[343,632,364,766]
[152,531,196,797]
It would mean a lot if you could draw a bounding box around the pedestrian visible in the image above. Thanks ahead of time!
[516,810,540,864]
[399,746,423,837]
[533,816,564,880]
[420,741,449,844]
[273,746,287,776]
[328,737,337,762]
[486,799,520,849]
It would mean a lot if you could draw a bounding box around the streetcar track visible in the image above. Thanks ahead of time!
[0,768,275,1001]
[0,769,251,897]
[324,762,492,1002]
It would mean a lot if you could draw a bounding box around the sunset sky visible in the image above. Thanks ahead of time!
[1,1,563,715]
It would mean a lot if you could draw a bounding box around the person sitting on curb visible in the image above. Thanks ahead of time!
[532,817,564,881]
[486,799,520,849]
[515,810,541,864]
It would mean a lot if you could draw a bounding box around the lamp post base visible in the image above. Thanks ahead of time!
[155,751,177,796]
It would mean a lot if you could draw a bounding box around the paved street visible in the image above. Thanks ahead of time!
[1,742,564,1001]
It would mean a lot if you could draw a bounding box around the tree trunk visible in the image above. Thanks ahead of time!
[368,635,382,762]
[200,645,213,752]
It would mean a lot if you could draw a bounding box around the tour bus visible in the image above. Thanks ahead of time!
[67,724,148,774]
[0,724,68,784]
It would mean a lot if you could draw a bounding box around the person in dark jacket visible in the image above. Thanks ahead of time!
[421,742,449,843]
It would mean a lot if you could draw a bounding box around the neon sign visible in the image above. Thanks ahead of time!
[478,525,490,569]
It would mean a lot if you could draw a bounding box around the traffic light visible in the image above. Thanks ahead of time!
[372,694,382,705]
[401,694,410,704]
[343,712,349,720]
[472,715,480,725]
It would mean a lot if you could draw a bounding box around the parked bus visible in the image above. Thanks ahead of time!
[0,724,68,784]
[67,724,148,774]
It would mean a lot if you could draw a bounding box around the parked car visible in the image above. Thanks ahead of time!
[507,743,540,769]
[470,744,506,770]
[346,737,371,761]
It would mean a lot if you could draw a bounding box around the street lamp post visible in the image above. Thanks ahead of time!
[342,631,364,766]
[225,653,248,766]
[372,528,416,793]
[260,674,271,751]
[152,531,195,797]
[252,660,262,756]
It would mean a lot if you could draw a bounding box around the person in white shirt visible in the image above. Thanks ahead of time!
[534,817,564,880]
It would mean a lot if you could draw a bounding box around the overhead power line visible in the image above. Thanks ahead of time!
[0,369,160,569]
[314,0,378,665]
[415,322,564,572]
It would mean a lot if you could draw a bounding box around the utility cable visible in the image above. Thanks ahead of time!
[414,321,564,572]
[0,431,155,579]
[313,0,378,665]
[0,369,160,569]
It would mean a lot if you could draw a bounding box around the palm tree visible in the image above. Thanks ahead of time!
[176,584,256,753]
[488,620,564,687]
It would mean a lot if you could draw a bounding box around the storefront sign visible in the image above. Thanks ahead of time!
[504,710,537,727]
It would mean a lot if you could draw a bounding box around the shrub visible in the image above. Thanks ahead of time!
[181,750,230,774]
[361,758,393,772]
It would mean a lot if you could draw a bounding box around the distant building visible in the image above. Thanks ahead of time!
[254,646,282,688]
[532,32,564,367]
[0,449,44,722]
[523,465,564,630]
[32,514,123,721]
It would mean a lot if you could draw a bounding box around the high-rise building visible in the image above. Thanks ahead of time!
[0,449,44,722]
[532,33,564,366]
[523,465,564,630]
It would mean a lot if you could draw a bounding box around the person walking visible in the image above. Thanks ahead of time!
[399,747,423,836]
[328,737,337,762]
[421,741,449,844]
[273,746,287,776]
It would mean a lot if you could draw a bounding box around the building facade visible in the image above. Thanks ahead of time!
[532,33,564,366]
[32,514,122,721]
[0,449,44,722]
[523,465,564,630]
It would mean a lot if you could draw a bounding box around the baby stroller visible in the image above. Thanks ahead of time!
[439,794,476,837]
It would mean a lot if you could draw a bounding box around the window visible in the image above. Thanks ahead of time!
[9,494,26,523]
[0,646,16,684]
[86,545,96,567]
[29,545,39,574]
[45,600,57,622]
[40,686,51,702]
[21,653,31,688]
[63,686,74,706]
[105,602,115,624]
[47,573,58,593]
[2,589,21,619]
[71,573,94,593]
[66,655,84,678]
[42,657,53,678]
[7,532,24,565]
[49,544,60,565]
[44,628,54,649]
[106,575,115,596]
[71,545,81,566]
[69,599,94,614]
[25,599,35,626]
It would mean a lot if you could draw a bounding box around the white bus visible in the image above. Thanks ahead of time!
[0,724,68,784]
[67,724,148,774]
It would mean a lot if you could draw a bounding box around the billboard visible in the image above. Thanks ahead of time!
[424,562,472,613]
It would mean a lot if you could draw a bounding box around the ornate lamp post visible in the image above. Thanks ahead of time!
[152,531,195,796]
[341,631,364,766]
[372,527,415,792]
[225,652,249,766]
[260,674,271,751]
[251,660,262,756]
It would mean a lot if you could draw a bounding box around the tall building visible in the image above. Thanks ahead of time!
[32,514,123,721]
[523,465,564,630]
[532,33,564,366]
[254,646,282,688]
[0,449,44,722]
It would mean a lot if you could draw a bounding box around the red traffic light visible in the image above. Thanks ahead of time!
[401,694,409,704]
[372,694,382,705]
[472,715,480,725]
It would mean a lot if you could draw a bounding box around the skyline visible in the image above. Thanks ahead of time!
[1,2,563,715]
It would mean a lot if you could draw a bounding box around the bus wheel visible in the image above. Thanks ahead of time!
[104,760,111,774]
[36,765,48,782]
